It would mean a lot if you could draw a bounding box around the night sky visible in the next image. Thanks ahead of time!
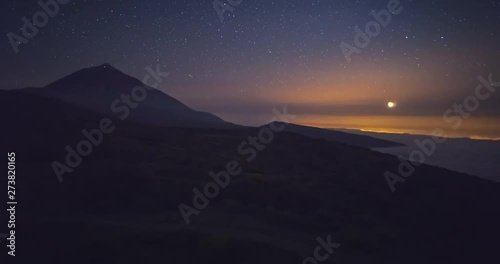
[2,0,500,138]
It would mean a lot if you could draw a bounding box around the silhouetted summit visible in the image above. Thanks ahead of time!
[21,64,232,128]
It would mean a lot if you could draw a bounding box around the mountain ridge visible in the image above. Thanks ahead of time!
[263,122,403,148]
[16,63,402,148]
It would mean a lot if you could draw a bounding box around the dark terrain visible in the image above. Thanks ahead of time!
[2,68,500,264]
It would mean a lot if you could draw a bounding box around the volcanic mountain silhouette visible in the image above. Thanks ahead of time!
[21,63,232,128]
[17,63,403,148]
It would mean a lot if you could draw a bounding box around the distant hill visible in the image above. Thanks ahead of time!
[263,122,402,148]
[19,63,233,128]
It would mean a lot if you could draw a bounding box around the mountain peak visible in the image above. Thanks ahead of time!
[33,62,136,93]
[71,63,122,76]
[97,63,116,70]
[19,64,232,128]
[88,63,121,73]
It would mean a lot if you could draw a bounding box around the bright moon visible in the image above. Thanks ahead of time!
[387,102,396,108]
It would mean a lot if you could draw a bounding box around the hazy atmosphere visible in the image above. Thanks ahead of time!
[2,0,500,263]
[2,0,500,138]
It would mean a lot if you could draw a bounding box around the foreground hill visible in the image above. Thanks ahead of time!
[3,91,500,264]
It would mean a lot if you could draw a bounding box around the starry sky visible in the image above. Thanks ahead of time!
[1,0,500,139]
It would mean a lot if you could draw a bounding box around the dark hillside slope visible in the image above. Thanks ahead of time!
[3,91,500,264]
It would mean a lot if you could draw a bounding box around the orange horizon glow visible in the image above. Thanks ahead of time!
[295,115,500,140]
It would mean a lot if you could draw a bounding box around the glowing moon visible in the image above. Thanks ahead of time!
[387,102,396,108]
